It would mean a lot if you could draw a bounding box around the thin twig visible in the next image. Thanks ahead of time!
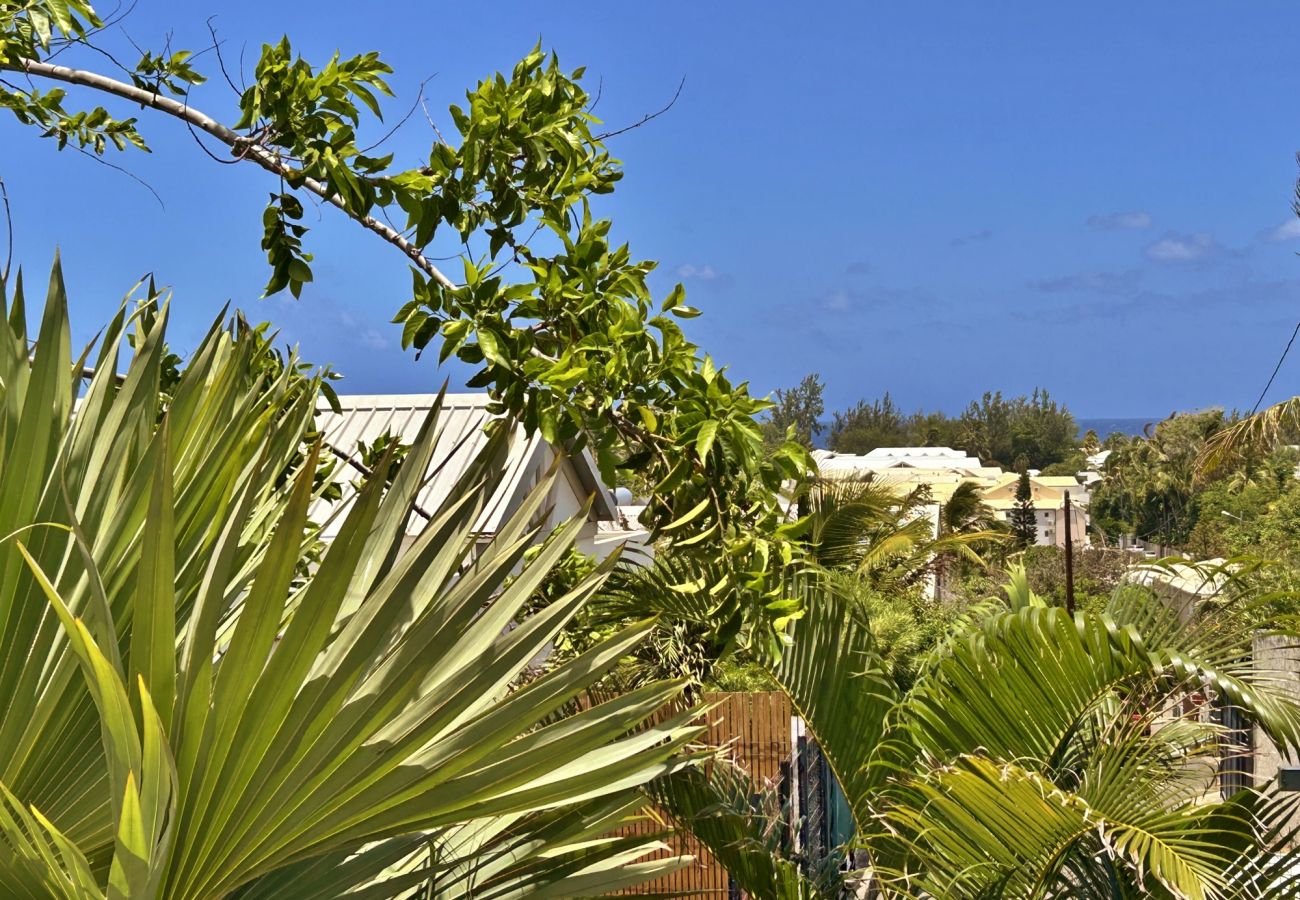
[360,75,434,154]
[421,97,450,146]
[53,37,136,78]
[45,0,139,60]
[68,143,165,210]
[594,76,685,141]
[205,17,241,97]
[118,26,146,62]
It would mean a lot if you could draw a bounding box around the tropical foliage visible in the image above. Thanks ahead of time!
[827,387,1077,470]
[0,260,700,898]
[550,473,1002,700]
[955,544,1135,616]
[1008,470,1038,548]
[801,476,999,592]
[1091,410,1235,546]
[6,6,1300,899]
[703,562,1300,898]
[0,0,813,652]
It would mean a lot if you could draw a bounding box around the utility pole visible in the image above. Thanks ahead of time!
[1063,491,1075,615]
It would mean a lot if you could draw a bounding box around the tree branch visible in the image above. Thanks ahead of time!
[0,175,12,280]
[0,57,457,290]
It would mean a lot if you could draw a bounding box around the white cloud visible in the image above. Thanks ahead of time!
[339,311,392,350]
[1263,219,1300,242]
[821,289,852,312]
[1143,231,1223,263]
[676,263,720,280]
[359,328,389,350]
[805,284,937,316]
[1087,210,1152,230]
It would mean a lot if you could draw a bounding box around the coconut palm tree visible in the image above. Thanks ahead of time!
[938,479,1001,538]
[934,479,1007,589]
[803,476,998,592]
[1199,396,1300,482]
[0,259,700,898]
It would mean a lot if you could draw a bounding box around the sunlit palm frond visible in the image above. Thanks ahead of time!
[0,259,701,898]
[757,574,897,833]
[234,794,689,900]
[1196,396,1300,482]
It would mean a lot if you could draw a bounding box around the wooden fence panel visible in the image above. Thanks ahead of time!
[618,691,793,897]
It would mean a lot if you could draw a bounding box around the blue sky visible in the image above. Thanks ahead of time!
[6,2,1300,417]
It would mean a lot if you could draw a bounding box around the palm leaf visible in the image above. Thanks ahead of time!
[648,762,837,900]
[0,258,702,898]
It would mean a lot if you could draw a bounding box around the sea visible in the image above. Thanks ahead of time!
[1076,417,1157,440]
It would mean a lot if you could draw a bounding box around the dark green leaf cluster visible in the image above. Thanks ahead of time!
[1008,470,1037,548]
[827,386,1078,470]
[1089,408,1236,545]
[761,372,825,449]
[0,0,99,61]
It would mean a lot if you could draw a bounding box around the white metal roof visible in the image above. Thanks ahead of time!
[813,447,985,473]
[1086,449,1113,469]
[860,446,973,460]
[311,393,616,537]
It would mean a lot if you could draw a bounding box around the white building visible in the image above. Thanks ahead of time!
[812,446,1089,548]
[815,446,988,474]
[312,394,625,558]
[1078,449,1112,487]
[980,473,1089,548]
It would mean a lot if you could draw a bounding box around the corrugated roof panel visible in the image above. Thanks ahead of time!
[310,393,550,538]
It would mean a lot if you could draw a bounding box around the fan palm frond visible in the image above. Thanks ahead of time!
[0,259,701,898]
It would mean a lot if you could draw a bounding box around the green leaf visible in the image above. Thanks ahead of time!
[694,419,719,461]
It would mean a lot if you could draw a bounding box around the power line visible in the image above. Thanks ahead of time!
[1251,320,1300,415]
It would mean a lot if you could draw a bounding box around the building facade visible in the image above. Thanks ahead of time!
[812,446,1089,548]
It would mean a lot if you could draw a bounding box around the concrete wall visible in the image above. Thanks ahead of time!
[1253,633,1300,789]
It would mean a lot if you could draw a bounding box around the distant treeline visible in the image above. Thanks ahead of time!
[764,375,1082,472]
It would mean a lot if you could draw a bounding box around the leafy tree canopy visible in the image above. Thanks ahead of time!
[1089,409,1237,546]
[826,387,1078,470]
[828,392,913,453]
[761,372,825,449]
[0,0,813,648]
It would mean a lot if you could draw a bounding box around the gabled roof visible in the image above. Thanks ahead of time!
[1034,475,1083,487]
[311,393,616,537]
